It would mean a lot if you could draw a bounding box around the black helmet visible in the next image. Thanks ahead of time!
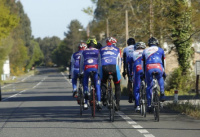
[127,38,135,45]
[135,42,146,49]
[148,37,159,46]
[86,38,97,48]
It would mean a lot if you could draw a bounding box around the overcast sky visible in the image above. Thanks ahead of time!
[20,0,95,40]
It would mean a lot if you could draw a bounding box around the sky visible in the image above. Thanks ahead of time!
[20,0,95,40]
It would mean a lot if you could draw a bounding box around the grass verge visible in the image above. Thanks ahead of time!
[166,102,200,119]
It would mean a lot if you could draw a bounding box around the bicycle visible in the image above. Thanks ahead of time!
[139,78,147,117]
[88,71,97,118]
[106,74,116,122]
[151,72,160,122]
[77,74,84,116]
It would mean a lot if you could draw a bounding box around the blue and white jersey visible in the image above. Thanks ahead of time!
[99,45,121,70]
[123,45,135,63]
[80,47,99,74]
[129,49,144,75]
[142,45,165,66]
[70,50,83,76]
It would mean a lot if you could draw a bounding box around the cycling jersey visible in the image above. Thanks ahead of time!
[129,49,144,106]
[123,45,135,77]
[80,47,101,102]
[142,45,165,106]
[99,45,121,81]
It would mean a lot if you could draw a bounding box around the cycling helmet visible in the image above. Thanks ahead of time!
[78,42,87,50]
[127,38,135,45]
[135,42,146,49]
[106,37,117,44]
[148,37,159,46]
[86,38,97,48]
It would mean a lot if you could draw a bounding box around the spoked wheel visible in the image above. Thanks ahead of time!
[154,93,160,122]
[143,94,147,118]
[109,90,115,122]
[91,88,96,117]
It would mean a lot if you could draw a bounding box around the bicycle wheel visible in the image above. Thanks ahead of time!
[153,91,160,122]
[143,93,147,118]
[79,89,84,116]
[91,87,96,117]
[109,90,115,122]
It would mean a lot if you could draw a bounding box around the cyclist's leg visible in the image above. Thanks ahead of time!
[83,69,90,104]
[72,69,79,97]
[101,66,108,105]
[114,66,121,111]
[134,70,142,109]
[156,69,165,101]
[146,69,153,107]
[127,63,133,102]
[93,70,101,102]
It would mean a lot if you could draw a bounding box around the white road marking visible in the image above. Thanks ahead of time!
[2,77,46,101]
[61,72,71,84]
[21,75,33,82]
[2,75,33,89]
[117,111,155,137]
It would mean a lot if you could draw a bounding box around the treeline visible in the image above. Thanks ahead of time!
[0,0,44,77]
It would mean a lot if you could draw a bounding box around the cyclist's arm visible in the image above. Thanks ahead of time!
[117,52,122,71]
[162,49,166,71]
[141,52,146,74]
[98,53,101,75]
[123,49,127,74]
[79,53,84,74]
[70,55,74,76]
[129,57,133,76]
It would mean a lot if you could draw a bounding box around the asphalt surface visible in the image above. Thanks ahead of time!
[0,67,200,137]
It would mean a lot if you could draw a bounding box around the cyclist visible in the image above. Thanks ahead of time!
[142,37,166,112]
[99,37,122,111]
[80,38,101,110]
[129,42,146,112]
[70,42,87,98]
[122,38,136,103]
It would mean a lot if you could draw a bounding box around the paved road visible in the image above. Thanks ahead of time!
[0,67,200,137]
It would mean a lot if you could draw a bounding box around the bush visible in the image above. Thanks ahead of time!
[165,67,195,95]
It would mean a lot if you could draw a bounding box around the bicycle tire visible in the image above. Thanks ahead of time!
[91,87,96,117]
[154,91,159,122]
[143,92,147,117]
[110,89,114,122]
[80,91,84,116]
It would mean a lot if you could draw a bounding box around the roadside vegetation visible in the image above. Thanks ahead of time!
[166,102,200,119]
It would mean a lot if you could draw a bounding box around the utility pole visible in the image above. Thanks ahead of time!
[125,10,129,47]
[150,0,154,37]
[87,24,90,38]
[106,19,109,38]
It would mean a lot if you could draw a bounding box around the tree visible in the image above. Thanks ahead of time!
[36,36,61,66]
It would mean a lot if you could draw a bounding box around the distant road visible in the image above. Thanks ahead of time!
[0,67,199,137]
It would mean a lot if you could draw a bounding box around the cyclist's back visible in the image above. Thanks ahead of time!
[99,37,121,111]
[142,37,166,110]
[80,38,101,109]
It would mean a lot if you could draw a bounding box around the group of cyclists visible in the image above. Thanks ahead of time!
[69,36,166,113]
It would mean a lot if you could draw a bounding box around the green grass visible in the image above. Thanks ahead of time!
[166,102,200,119]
